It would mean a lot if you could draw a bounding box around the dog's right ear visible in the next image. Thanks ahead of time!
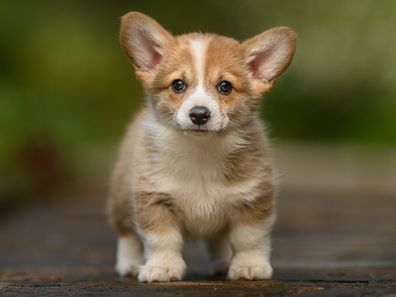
[120,12,173,84]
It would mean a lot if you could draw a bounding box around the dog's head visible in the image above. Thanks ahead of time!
[120,12,296,134]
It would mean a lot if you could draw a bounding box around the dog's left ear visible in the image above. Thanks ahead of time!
[242,27,297,94]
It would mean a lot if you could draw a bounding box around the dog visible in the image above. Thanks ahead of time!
[107,11,296,282]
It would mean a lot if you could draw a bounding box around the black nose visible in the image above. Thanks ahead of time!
[189,106,211,125]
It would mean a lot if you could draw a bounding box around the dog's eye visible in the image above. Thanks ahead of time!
[171,79,187,93]
[217,80,233,95]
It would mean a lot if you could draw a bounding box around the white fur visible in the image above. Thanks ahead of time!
[115,233,144,276]
[175,38,227,132]
[142,115,261,237]
[191,39,206,84]
[228,213,275,280]
[138,231,186,282]
[176,86,224,131]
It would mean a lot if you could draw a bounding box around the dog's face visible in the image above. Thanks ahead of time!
[120,12,296,134]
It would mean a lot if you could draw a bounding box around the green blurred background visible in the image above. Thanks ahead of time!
[1,0,395,212]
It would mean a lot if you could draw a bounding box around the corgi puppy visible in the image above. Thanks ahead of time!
[107,11,296,282]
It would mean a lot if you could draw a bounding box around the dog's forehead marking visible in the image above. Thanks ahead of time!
[189,38,209,86]
[186,37,214,106]
[174,36,222,132]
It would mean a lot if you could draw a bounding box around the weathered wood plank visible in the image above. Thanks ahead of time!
[0,185,395,296]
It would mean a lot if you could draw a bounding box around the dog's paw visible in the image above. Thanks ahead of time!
[138,259,186,283]
[115,251,143,277]
[115,235,144,277]
[228,257,272,280]
[115,250,144,277]
[116,260,140,277]
[138,264,185,282]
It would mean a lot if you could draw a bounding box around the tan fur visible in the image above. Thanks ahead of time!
[107,11,296,282]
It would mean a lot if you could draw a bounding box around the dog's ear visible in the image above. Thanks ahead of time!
[242,27,296,94]
[120,12,173,84]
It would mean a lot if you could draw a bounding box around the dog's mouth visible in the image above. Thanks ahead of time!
[183,128,211,134]
[178,126,220,136]
[175,121,224,136]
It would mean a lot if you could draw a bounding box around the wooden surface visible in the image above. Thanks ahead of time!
[0,184,395,296]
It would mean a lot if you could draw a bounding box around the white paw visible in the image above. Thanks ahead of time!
[228,256,273,280]
[138,264,186,282]
[116,259,141,277]
[115,235,144,277]
[138,259,186,283]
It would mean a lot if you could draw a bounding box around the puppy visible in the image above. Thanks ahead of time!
[107,11,296,282]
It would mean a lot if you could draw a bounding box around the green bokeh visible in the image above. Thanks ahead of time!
[1,0,396,170]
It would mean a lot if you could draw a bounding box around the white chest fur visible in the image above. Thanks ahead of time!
[141,118,259,237]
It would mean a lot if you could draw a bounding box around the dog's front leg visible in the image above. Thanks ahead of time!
[136,192,186,282]
[228,212,275,280]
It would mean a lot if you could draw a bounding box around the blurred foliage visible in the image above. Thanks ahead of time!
[0,0,396,204]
